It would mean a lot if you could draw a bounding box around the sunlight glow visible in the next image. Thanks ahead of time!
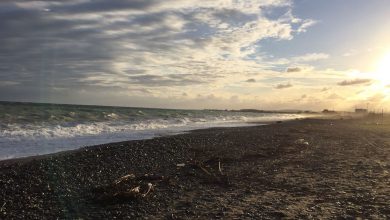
[375,52,390,84]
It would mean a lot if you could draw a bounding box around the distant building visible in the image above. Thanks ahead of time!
[322,109,336,114]
[355,108,368,113]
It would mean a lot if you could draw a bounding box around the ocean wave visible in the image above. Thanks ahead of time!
[1,114,305,140]
[0,102,308,159]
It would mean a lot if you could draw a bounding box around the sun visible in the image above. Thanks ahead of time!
[375,52,390,83]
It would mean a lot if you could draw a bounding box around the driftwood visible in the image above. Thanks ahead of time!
[93,158,231,204]
[198,164,212,176]
[137,174,165,182]
[141,183,154,197]
[0,202,6,212]
[94,173,163,203]
[218,160,223,175]
[188,159,230,186]
[113,174,135,185]
[112,183,154,199]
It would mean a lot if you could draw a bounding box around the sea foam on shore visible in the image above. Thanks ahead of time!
[0,102,306,160]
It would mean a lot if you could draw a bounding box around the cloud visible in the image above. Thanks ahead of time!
[0,81,20,86]
[0,0,326,109]
[297,19,317,33]
[275,82,293,89]
[327,93,343,99]
[337,78,372,86]
[127,74,207,87]
[52,0,160,14]
[278,9,317,33]
[366,93,386,102]
[292,53,329,62]
[0,1,314,89]
[230,95,239,102]
[342,49,358,57]
[321,87,331,92]
[286,67,301,72]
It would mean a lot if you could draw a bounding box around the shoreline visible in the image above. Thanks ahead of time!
[1,117,389,219]
[1,102,310,162]
[0,118,297,164]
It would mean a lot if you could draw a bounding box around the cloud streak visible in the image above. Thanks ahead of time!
[286,67,301,72]
[275,82,293,89]
[292,53,329,62]
[337,79,372,86]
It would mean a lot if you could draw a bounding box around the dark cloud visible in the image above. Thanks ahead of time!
[286,67,301,73]
[275,83,293,89]
[213,8,257,25]
[321,87,330,92]
[52,0,160,14]
[337,78,371,86]
[127,74,206,87]
[0,1,314,106]
[0,1,192,91]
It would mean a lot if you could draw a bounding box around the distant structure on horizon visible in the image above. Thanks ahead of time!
[322,109,337,114]
[322,109,336,114]
[355,108,368,114]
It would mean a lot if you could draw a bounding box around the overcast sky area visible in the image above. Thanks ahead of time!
[1,0,390,111]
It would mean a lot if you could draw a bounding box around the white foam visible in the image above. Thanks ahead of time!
[0,113,305,160]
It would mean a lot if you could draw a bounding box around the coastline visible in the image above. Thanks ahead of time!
[1,117,389,219]
[0,123,264,166]
[0,111,308,161]
[0,117,304,164]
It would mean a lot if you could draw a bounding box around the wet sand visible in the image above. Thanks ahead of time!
[1,116,390,219]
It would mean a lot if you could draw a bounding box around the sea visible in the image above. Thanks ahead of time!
[0,101,307,160]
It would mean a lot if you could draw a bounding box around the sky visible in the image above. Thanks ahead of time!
[0,0,390,111]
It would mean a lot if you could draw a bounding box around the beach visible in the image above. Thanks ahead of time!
[1,116,390,219]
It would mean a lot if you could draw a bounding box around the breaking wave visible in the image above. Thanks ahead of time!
[0,102,307,160]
